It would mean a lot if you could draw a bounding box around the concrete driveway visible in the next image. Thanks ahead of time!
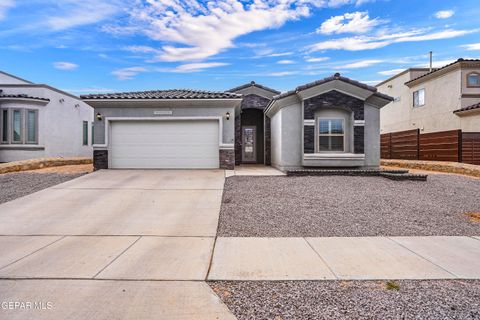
[0,169,236,320]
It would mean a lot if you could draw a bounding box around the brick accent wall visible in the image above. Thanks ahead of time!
[304,126,315,154]
[93,150,108,170]
[234,114,241,165]
[354,126,365,154]
[304,90,364,120]
[219,149,235,170]
[303,90,365,154]
[242,94,270,110]
[264,116,271,165]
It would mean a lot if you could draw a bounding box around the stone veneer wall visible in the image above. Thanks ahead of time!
[93,150,108,170]
[303,90,365,154]
[234,114,241,165]
[264,116,271,165]
[219,149,235,170]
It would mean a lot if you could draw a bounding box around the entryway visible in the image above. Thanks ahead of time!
[240,108,264,164]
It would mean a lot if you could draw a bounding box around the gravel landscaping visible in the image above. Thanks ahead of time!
[209,280,480,320]
[0,172,86,204]
[218,174,480,237]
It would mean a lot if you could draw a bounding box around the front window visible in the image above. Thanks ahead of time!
[12,110,22,143]
[26,110,38,144]
[1,109,8,143]
[318,118,344,152]
[0,108,39,145]
[82,121,88,145]
[413,89,425,107]
[467,73,480,87]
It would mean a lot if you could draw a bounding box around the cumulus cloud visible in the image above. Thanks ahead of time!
[305,57,330,62]
[309,29,476,52]
[0,0,15,20]
[277,60,295,64]
[53,61,78,70]
[111,67,148,80]
[318,11,383,34]
[434,10,454,19]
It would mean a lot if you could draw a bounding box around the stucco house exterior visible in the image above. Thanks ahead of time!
[377,59,480,134]
[0,71,93,163]
[82,74,391,171]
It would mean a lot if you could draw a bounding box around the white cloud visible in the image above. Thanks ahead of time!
[416,59,457,68]
[318,11,382,34]
[461,43,480,51]
[123,46,160,54]
[378,68,406,76]
[265,71,298,76]
[434,10,454,19]
[0,0,15,20]
[305,57,330,62]
[106,1,371,62]
[267,52,294,57]
[53,61,78,71]
[171,62,229,72]
[336,59,383,69]
[277,60,295,64]
[111,67,148,80]
[46,0,121,31]
[309,29,476,52]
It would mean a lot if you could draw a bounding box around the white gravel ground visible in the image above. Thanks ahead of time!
[218,174,480,237]
[209,280,480,320]
[0,172,85,204]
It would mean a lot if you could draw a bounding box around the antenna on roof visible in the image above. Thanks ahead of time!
[429,51,433,72]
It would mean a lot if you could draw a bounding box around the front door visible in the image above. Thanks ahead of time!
[242,126,256,163]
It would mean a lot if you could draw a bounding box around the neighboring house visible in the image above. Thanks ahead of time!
[0,71,93,163]
[377,59,480,134]
[82,73,392,171]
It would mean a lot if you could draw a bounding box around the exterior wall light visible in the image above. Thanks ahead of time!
[96,112,103,121]
[225,112,230,120]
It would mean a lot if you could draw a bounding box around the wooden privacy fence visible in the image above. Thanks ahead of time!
[381,129,480,165]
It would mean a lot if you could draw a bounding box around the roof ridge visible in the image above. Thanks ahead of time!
[405,58,480,85]
[227,81,280,94]
[80,88,242,100]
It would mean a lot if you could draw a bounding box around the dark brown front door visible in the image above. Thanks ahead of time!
[242,126,256,163]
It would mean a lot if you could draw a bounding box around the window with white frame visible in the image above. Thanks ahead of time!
[318,118,345,152]
[413,89,425,107]
[0,109,39,145]
[467,73,480,87]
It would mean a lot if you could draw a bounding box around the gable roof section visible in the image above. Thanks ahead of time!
[273,73,393,101]
[453,102,480,115]
[227,81,280,94]
[81,89,242,100]
[405,58,480,87]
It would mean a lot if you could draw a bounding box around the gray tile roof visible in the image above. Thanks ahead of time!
[453,102,480,114]
[228,81,280,94]
[0,90,49,101]
[80,89,242,100]
[273,73,393,101]
[405,58,480,85]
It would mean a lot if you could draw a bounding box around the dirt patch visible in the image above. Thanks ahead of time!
[24,164,93,174]
[466,212,480,223]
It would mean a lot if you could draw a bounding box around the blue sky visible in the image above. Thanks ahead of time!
[1,0,479,95]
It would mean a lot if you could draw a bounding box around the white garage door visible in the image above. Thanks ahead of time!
[110,120,219,169]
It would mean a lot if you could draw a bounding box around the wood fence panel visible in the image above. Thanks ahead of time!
[380,133,391,159]
[462,132,480,165]
[390,129,419,160]
[419,130,460,162]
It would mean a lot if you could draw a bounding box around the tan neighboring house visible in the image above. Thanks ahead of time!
[377,59,480,134]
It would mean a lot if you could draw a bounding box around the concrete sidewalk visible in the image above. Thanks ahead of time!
[208,236,480,280]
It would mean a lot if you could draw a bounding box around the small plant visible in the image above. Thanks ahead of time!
[385,280,400,291]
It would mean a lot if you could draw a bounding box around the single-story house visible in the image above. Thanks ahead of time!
[0,71,93,163]
[82,73,392,171]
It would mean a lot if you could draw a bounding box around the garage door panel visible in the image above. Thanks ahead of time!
[111,121,219,169]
